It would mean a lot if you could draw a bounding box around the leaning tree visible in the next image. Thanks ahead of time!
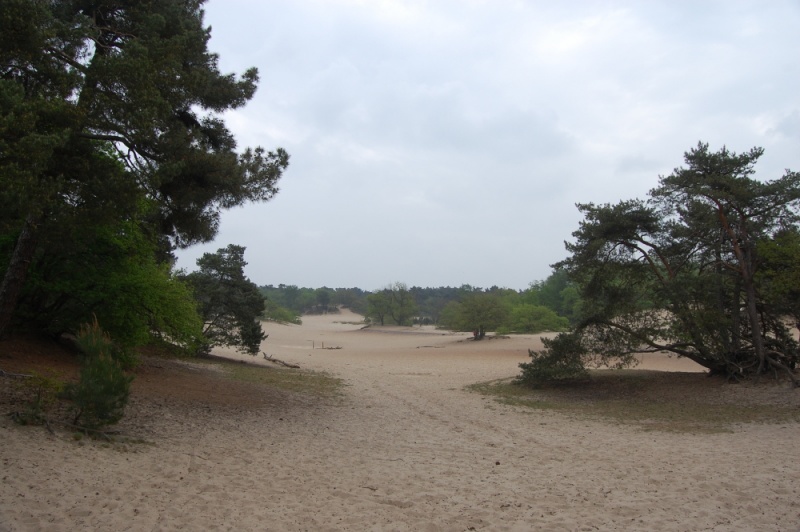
[521,143,800,385]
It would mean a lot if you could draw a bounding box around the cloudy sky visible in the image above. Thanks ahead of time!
[174,0,800,291]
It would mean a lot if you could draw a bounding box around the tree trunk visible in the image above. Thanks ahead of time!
[744,275,767,373]
[737,243,766,373]
[719,209,766,375]
[0,214,41,338]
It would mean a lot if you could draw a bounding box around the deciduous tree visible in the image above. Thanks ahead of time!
[367,290,392,326]
[439,293,508,337]
[387,282,417,325]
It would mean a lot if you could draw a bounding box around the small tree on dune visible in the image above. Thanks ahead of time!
[184,245,266,356]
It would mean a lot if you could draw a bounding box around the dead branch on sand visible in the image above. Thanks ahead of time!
[262,352,300,369]
[0,368,33,379]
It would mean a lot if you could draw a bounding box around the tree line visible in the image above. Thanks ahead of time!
[259,274,580,335]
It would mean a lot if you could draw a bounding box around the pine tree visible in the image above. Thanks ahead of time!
[0,0,288,336]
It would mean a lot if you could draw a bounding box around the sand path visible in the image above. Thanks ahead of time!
[2,310,799,530]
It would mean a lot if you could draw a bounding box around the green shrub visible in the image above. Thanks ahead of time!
[503,304,570,333]
[64,320,133,430]
[74,317,138,371]
[517,332,589,386]
[262,299,302,325]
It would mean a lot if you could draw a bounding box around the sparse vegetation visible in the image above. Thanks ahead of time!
[470,371,800,433]
[224,363,345,399]
[10,370,64,426]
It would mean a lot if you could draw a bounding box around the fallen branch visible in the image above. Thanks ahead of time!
[262,352,300,369]
[0,368,34,379]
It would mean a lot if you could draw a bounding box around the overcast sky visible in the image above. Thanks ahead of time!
[174,0,800,291]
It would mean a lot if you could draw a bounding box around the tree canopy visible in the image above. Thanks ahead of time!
[440,293,509,337]
[0,0,288,339]
[365,282,418,326]
[521,143,800,385]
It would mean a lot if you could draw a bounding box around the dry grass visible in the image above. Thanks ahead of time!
[134,342,346,402]
[467,370,800,433]
[1,337,346,431]
[221,360,345,399]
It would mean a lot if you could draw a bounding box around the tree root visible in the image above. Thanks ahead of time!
[765,351,799,388]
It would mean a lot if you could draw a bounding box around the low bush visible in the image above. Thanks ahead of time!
[63,320,133,430]
[517,332,588,386]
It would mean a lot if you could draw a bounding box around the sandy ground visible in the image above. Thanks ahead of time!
[1,309,799,531]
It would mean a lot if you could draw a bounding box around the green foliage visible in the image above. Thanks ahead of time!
[527,142,800,384]
[262,298,302,325]
[259,284,369,315]
[260,281,577,333]
[501,304,570,334]
[365,283,418,326]
[387,282,418,325]
[438,293,509,334]
[315,287,332,312]
[523,270,583,323]
[330,287,370,315]
[517,333,589,385]
[71,312,137,370]
[0,0,288,339]
[366,290,392,325]
[756,228,800,325]
[185,245,266,356]
[438,301,461,330]
[64,320,133,430]
[16,214,204,351]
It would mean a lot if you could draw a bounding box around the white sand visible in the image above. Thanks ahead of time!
[2,309,798,531]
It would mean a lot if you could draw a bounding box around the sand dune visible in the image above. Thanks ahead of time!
[2,310,798,531]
